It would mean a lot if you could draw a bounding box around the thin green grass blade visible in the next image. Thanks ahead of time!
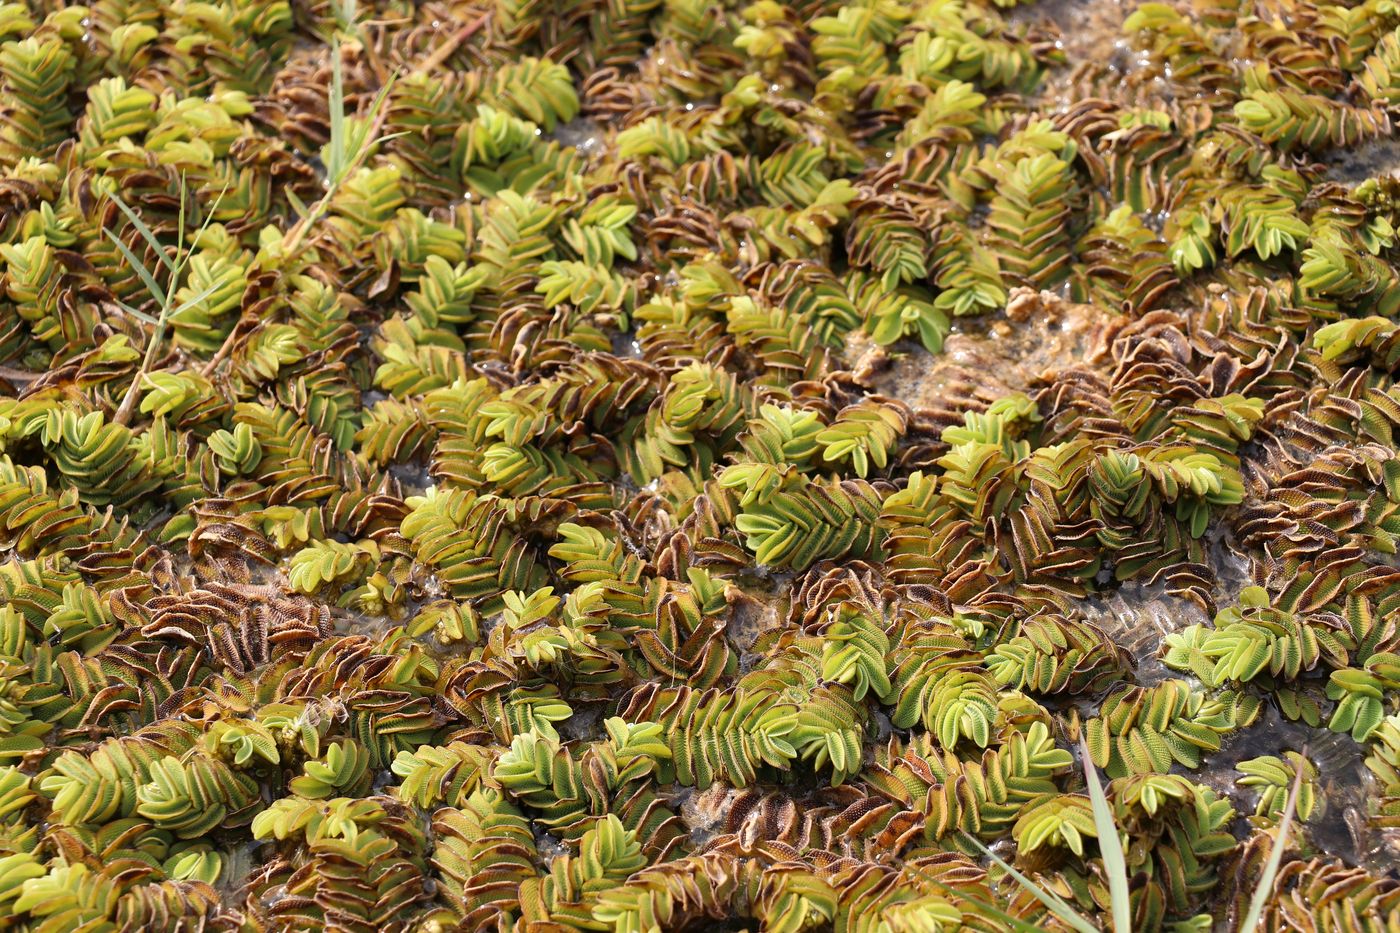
[106,191,176,275]
[112,298,160,326]
[962,834,1100,933]
[104,229,168,308]
[338,75,399,180]
[1081,736,1131,933]
[175,180,232,279]
[922,877,1057,933]
[328,44,347,183]
[335,0,358,34]
[286,188,309,219]
[361,75,397,135]
[176,170,187,259]
[1238,752,1304,933]
[168,281,223,319]
[198,180,232,236]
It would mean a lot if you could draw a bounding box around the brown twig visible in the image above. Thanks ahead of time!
[412,11,490,78]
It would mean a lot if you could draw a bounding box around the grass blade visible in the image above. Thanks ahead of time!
[922,876,1061,933]
[178,179,232,272]
[1081,736,1131,933]
[112,298,160,326]
[962,833,1100,933]
[337,0,357,31]
[175,170,187,260]
[110,176,227,425]
[104,229,167,308]
[285,188,309,219]
[106,191,176,276]
[348,77,398,159]
[168,280,223,319]
[328,45,347,183]
[1238,751,1304,933]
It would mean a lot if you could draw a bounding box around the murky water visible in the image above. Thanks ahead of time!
[1202,703,1379,870]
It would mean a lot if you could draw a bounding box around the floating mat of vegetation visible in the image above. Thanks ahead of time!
[1,0,1400,929]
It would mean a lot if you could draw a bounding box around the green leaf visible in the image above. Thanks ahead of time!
[107,190,176,275]
[167,280,224,319]
[920,874,1060,933]
[286,187,309,219]
[1239,752,1304,933]
[328,43,347,183]
[104,228,168,307]
[113,297,160,326]
[962,833,1099,933]
[1082,735,1130,933]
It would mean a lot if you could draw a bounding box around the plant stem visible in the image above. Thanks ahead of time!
[113,314,168,426]
[201,15,487,380]
[413,11,489,77]
[197,96,385,379]
[282,98,392,259]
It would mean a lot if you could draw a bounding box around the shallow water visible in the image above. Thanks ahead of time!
[1203,703,1379,870]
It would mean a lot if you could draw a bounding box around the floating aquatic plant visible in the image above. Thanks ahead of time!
[0,0,1396,929]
